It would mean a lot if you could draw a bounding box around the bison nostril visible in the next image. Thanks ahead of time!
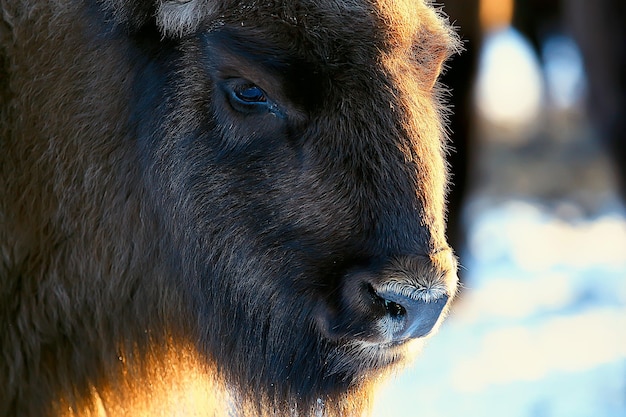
[375,287,448,340]
[367,284,406,318]
[383,299,405,318]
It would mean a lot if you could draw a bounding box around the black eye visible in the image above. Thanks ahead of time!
[223,80,284,118]
[235,85,267,103]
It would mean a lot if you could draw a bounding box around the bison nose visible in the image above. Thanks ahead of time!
[374,288,448,340]
[367,252,456,343]
[319,252,457,345]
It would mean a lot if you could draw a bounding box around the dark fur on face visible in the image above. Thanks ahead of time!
[0,0,459,415]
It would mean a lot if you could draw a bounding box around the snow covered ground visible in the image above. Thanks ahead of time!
[372,198,626,417]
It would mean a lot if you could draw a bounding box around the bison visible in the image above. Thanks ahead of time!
[0,0,459,415]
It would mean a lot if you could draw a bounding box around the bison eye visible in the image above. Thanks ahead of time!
[228,83,269,114]
[235,85,267,103]
[223,79,284,118]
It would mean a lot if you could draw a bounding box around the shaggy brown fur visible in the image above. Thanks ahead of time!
[0,0,459,415]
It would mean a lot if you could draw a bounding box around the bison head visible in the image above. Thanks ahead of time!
[0,0,459,415]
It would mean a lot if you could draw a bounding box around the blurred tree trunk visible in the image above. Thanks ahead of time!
[565,0,626,198]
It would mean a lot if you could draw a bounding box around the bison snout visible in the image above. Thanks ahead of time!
[318,252,457,346]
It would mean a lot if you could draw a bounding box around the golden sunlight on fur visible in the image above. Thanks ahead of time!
[59,341,229,417]
[57,339,382,417]
[376,0,459,89]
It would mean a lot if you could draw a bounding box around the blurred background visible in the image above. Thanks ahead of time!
[373,0,626,415]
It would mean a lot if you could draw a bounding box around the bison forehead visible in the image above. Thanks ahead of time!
[156,0,458,62]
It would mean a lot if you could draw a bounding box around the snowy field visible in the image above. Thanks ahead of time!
[373,198,626,417]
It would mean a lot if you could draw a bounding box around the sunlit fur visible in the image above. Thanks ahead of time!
[0,0,459,416]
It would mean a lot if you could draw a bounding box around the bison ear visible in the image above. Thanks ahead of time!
[156,0,218,37]
[415,9,462,90]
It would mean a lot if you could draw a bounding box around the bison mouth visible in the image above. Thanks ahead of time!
[321,331,427,380]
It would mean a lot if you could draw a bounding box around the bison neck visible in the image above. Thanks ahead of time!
[54,340,228,416]
[60,339,374,417]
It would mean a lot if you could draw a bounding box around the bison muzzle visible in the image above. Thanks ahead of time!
[0,0,460,415]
